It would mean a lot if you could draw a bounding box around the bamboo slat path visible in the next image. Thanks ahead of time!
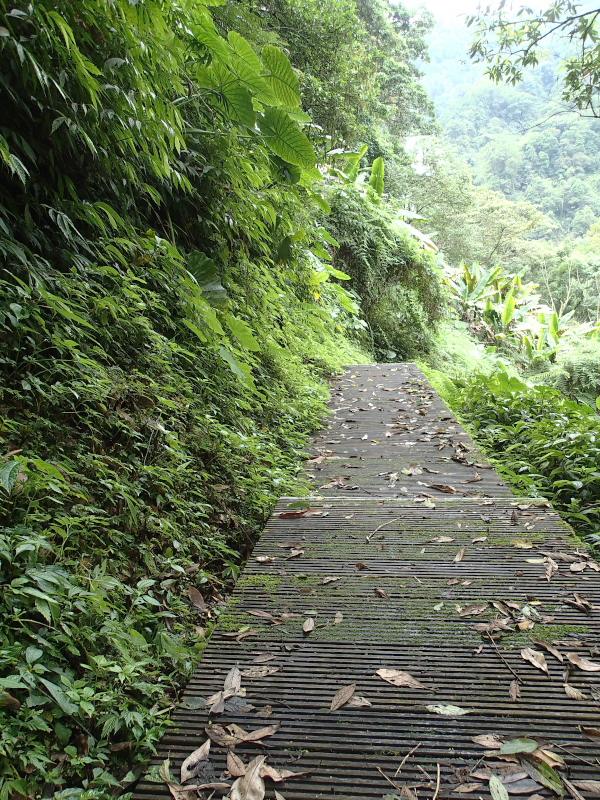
[135,364,599,800]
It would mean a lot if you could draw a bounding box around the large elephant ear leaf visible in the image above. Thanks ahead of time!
[258,108,316,167]
[261,45,301,107]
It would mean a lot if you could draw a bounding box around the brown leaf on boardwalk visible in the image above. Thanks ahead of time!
[274,793,287,800]
[543,557,558,581]
[454,784,484,793]
[243,723,281,742]
[329,683,356,712]
[521,647,549,674]
[278,509,309,518]
[465,472,482,483]
[570,561,587,572]
[429,484,458,493]
[518,619,535,631]
[454,547,466,563]
[347,694,372,707]
[188,587,207,612]
[509,681,521,702]
[227,752,246,778]
[252,653,278,663]
[261,765,312,782]
[472,734,504,748]
[333,611,343,624]
[510,538,533,549]
[205,724,246,747]
[572,781,600,794]
[229,755,265,800]
[460,603,488,617]
[376,668,427,689]
[255,556,276,564]
[224,665,242,693]
[286,549,304,559]
[240,666,279,678]
[581,726,600,741]
[355,562,370,570]
[563,684,587,700]
[375,587,390,599]
[563,592,592,613]
[429,536,455,543]
[246,609,275,619]
[302,617,315,633]
[567,653,600,671]
[447,578,459,585]
[322,576,340,584]
[423,467,439,473]
[532,640,563,663]
[472,536,488,543]
[180,740,211,783]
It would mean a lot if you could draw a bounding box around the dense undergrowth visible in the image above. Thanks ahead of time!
[424,357,600,552]
[0,0,375,796]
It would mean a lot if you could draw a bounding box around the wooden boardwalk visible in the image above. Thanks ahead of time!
[135,364,600,800]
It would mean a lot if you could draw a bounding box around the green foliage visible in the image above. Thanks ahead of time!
[0,0,370,796]
[467,0,600,115]
[448,371,600,550]
[324,175,445,359]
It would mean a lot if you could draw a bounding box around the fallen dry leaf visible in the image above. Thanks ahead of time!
[229,755,265,800]
[330,683,356,712]
[227,751,246,778]
[580,726,600,741]
[429,484,458,493]
[188,587,207,612]
[509,680,521,702]
[563,683,587,700]
[454,547,466,563]
[243,723,281,742]
[355,562,370,570]
[454,783,484,793]
[521,647,549,674]
[532,640,563,663]
[567,653,600,671]
[510,538,534,549]
[426,703,470,715]
[460,603,488,617]
[429,536,455,543]
[240,666,279,678]
[302,617,315,633]
[572,781,600,795]
[180,740,211,783]
[472,734,504,748]
[246,609,274,619]
[376,668,427,690]
[224,665,242,694]
[252,654,278,664]
[570,562,587,572]
[260,765,311,782]
[322,576,340,584]
[347,694,372,707]
[375,587,390,599]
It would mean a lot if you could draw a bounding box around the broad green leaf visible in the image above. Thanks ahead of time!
[489,775,509,800]
[218,347,254,387]
[225,315,260,351]
[501,294,516,327]
[196,64,256,126]
[258,108,316,168]
[192,20,231,60]
[0,460,21,494]
[520,755,565,797]
[369,157,385,197]
[181,319,208,342]
[499,738,538,754]
[38,678,79,715]
[229,56,278,105]
[261,45,300,106]
[228,31,263,72]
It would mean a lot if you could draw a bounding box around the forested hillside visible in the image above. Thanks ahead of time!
[1,0,600,796]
